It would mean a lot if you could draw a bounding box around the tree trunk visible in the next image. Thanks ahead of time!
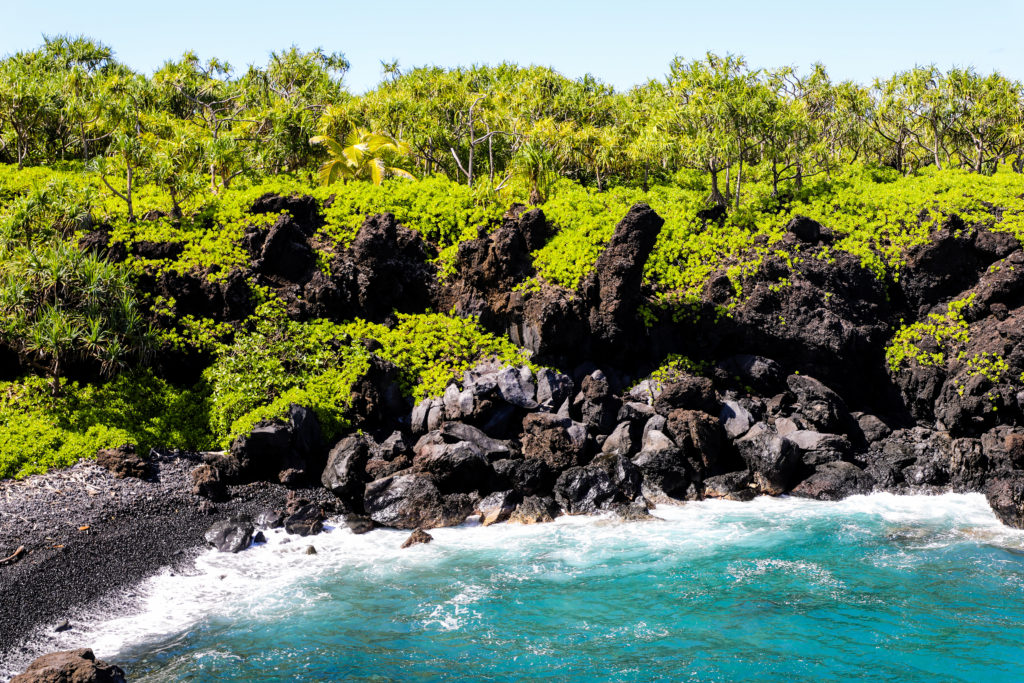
[709,167,726,206]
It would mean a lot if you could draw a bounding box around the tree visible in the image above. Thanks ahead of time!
[309,127,415,185]
[663,53,757,206]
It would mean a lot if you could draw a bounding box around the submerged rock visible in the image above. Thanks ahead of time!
[401,528,434,548]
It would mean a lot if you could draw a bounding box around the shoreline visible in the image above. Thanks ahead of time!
[0,453,323,677]
[3,486,1016,680]
[0,446,1015,679]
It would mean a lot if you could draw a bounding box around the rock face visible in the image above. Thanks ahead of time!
[129,196,1024,532]
[11,648,126,683]
[580,202,664,357]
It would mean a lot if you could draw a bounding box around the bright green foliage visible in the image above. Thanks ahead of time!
[318,175,504,249]
[885,295,975,372]
[0,371,212,479]
[341,313,537,402]
[203,303,372,448]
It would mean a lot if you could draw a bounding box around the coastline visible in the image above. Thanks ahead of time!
[0,453,324,677]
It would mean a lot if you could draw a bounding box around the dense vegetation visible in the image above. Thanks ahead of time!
[1,37,1023,478]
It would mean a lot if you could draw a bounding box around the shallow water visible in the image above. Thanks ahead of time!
[70,494,1024,681]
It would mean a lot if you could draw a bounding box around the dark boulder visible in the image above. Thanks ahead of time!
[132,240,184,261]
[785,215,822,244]
[348,356,409,431]
[190,464,226,500]
[985,472,1024,528]
[654,376,719,416]
[204,515,255,553]
[632,434,693,502]
[791,461,875,501]
[412,438,494,494]
[784,430,851,468]
[364,473,473,529]
[256,509,285,529]
[321,435,371,508]
[521,413,590,470]
[589,452,643,501]
[554,466,620,514]
[10,648,126,683]
[256,214,316,282]
[718,354,785,393]
[477,490,520,526]
[664,409,725,478]
[734,422,802,495]
[95,444,149,479]
[284,503,325,537]
[702,471,756,501]
[785,374,853,435]
[346,212,437,321]
[251,193,323,232]
[492,457,554,496]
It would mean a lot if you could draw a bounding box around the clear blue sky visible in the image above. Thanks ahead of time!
[6,0,1023,92]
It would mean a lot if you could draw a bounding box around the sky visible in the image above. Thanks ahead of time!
[5,0,1024,92]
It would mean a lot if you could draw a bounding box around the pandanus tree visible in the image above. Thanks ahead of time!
[0,239,151,395]
[309,127,415,185]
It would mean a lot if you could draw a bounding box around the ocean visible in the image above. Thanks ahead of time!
[64,493,1024,681]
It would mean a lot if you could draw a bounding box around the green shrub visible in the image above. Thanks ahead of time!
[0,371,213,479]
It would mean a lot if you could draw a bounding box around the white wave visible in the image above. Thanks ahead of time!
[24,491,1020,667]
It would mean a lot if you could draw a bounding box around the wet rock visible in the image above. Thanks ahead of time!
[791,461,875,500]
[985,472,1024,528]
[284,504,325,537]
[492,457,553,496]
[364,473,472,529]
[632,441,691,502]
[10,648,126,683]
[702,471,756,501]
[521,413,590,470]
[613,499,655,521]
[401,529,434,548]
[477,490,520,526]
[305,545,317,555]
[734,422,802,495]
[554,465,621,514]
[589,452,643,501]
[95,445,149,479]
[204,515,255,553]
[256,509,285,529]
[344,513,375,534]
[509,495,560,524]
[253,531,267,544]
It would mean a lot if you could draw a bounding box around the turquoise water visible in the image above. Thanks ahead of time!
[80,494,1024,681]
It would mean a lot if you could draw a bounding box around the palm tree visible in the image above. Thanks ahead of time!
[309,128,416,185]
